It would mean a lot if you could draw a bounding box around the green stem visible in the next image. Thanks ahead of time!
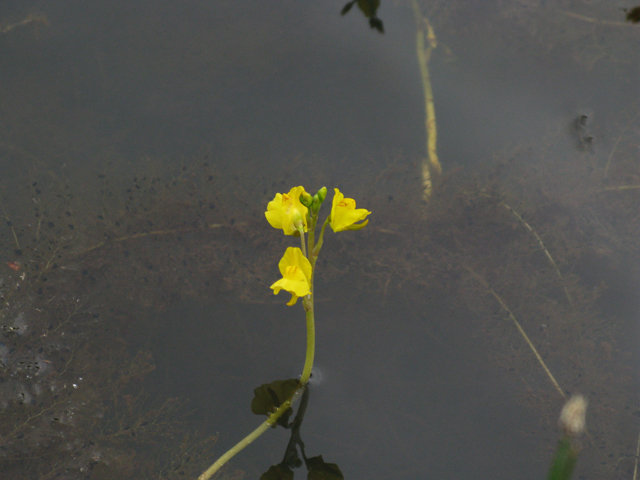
[300,211,319,385]
[307,213,317,260]
[312,217,330,262]
[299,308,315,385]
[197,385,304,480]
[298,214,328,386]
[299,230,307,258]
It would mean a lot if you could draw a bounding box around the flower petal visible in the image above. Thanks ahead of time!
[286,293,299,306]
[279,247,312,282]
[270,247,312,306]
[265,194,286,230]
[330,188,371,232]
[265,187,309,235]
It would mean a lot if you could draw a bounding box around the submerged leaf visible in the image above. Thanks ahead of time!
[340,0,384,34]
[251,379,300,428]
[369,17,384,33]
[356,0,380,18]
[341,1,356,16]
[306,455,344,480]
[261,464,295,480]
[626,7,640,23]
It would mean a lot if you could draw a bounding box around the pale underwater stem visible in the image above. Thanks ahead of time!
[411,0,441,199]
[464,264,566,400]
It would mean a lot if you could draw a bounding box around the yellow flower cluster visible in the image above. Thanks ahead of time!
[265,186,370,306]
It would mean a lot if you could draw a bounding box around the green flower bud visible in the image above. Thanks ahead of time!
[317,186,327,203]
[311,194,321,213]
[299,190,313,207]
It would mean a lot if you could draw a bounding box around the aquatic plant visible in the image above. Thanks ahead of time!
[198,186,370,480]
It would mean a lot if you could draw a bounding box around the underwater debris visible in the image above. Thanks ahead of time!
[0,14,49,34]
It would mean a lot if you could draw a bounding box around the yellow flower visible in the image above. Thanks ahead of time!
[265,186,309,236]
[270,247,312,306]
[330,188,371,232]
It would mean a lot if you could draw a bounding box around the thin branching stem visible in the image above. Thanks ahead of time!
[464,265,566,399]
[604,111,640,178]
[499,202,573,309]
[0,199,20,250]
[633,425,640,480]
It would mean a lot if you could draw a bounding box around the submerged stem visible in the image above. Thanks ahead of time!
[499,202,573,310]
[411,0,441,199]
[464,265,566,400]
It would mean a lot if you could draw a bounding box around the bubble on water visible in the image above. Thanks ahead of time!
[308,366,323,386]
[294,365,324,386]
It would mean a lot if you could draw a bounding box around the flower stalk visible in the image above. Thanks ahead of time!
[300,307,315,385]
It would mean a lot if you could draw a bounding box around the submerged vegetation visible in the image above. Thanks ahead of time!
[0,123,638,477]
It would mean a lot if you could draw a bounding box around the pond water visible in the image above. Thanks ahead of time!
[1,1,640,479]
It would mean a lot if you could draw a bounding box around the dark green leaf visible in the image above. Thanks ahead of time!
[306,455,344,480]
[356,0,380,18]
[369,17,384,33]
[251,379,300,428]
[261,464,295,480]
[626,7,640,23]
[341,1,355,16]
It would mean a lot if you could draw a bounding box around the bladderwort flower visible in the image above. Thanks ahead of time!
[329,188,371,232]
[265,186,309,236]
[270,247,312,306]
[199,186,371,480]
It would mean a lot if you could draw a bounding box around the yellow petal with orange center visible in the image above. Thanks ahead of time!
[265,186,309,235]
[329,188,371,232]
[270,247,312,306]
